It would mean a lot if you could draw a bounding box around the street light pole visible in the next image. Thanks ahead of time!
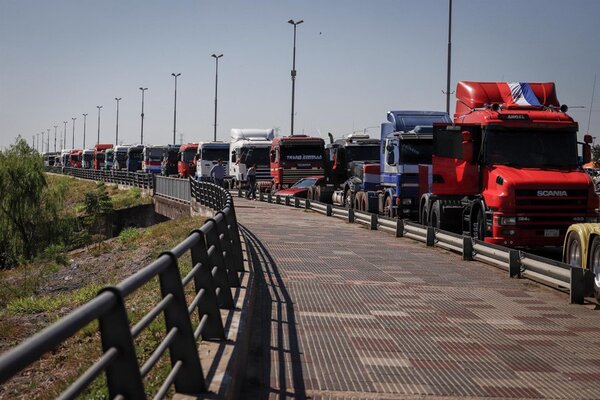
[71,118,77,148]
[32,135,35,150]
[54,125,58,152]
[36,132,40,153]
[82,114,88,149]
[288,19,303,136]
[211,54,223,141]
[115,97,122,145]
[63,121,68,149]
[445,0,453,114]
[46,128,50,152]
[171,73,181,145]
[40,131,44,153]
[96,106,103,145]
[139,87,147,144]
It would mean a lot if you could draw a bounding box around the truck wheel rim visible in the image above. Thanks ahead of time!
[568,240,581,267]
[592,245,600,289]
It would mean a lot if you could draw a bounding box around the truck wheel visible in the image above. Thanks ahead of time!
[318,186,334,204]
[565,232,583,267]
[430,202,441,228]
[420,203,429,225]
[345,190,353,209]
[472,207,486,240]
[307,186,315,201]
[588,236,600,300]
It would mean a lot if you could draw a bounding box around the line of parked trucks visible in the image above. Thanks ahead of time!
[43,81,600,298]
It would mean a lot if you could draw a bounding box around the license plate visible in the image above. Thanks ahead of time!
[544,229,560,237]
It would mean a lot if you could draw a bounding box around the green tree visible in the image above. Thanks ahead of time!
[0,137,47,263]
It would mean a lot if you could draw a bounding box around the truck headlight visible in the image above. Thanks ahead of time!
[401,198,412,205]
[499,216,516,226]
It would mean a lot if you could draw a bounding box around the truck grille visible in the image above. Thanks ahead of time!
[256,166,272,181]
[514,189,589,214]
[282,168,324,184]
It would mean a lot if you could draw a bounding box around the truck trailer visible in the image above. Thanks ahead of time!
[228,128,274,190]
[420,81,597,248]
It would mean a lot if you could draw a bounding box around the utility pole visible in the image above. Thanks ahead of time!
[96,106,103,144]
[71,118,77,148]
[445,0,453,114]
[211,54,223,141]
[46,128,50,153]
[115,97,122,145]
[53,125,58,152]
[63,121,68,149]
[288,19,304,136]
[171,73,181,145]
[82,114,88,149]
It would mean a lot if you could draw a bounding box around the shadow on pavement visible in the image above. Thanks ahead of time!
[239,224,306,399]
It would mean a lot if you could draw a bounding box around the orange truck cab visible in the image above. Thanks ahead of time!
[178,143,198,178]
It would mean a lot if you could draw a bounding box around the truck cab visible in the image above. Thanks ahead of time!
[142,145,166,174]
[93,144,113,170]
[379,111,451,218]
[113,145,130,170]
[178,143,198,178]
[70,149,83,168]
[229,128,274,190]
[82,149,94,169]
[195,142,230,181]
[161,145,179,176]
[421,81,597,248]
[104,148,114,170]
[270,135,325,190]
[127,145,144,172]
[60,150,72,167]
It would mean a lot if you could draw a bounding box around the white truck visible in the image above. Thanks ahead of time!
[194,141,230,181]
[228,128,274,190]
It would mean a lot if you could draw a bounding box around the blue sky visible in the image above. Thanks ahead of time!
[1,0,599,150]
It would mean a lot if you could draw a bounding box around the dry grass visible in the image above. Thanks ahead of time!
[0,215,206,399]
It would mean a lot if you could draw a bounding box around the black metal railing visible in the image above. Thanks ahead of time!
[47,166,154,190]
[0,182,243,399]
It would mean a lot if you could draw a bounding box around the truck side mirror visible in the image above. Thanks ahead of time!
[386,148,395,165]
[231,151,236,163]
[583,143,592,164]
[461,130,474,163]
[270,149,276,162]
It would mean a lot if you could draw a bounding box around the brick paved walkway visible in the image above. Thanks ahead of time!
[237,198,600,399]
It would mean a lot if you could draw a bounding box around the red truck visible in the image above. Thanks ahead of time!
[93,144,114,170]
[178,143,198,178]
[270,135,325,190]
[420,81,597,248]
[69,149,82,168]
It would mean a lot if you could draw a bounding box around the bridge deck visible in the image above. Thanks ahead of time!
[237,198,600,399]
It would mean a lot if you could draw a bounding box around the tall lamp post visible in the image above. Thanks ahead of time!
[46,128,50,152]
[139,87,148,144]
[96,106,103,144]
[36,133,40,152]
[63,121,68,149]
[71,118,77,148]
[445,0,453,114]
[32,135,35,150]
[211,54,223,141]
[40,131,44,153]
[288,19,303,136]
[115,97,122,145]
[171,73,181,145]
[82,114,88,149]
[53,125,58,152]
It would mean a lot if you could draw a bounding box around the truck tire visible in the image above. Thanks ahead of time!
[472,207,486,240]
[588,236,600,300]
[307,186,315,201]
[430,201,441,228]
[344,189,352,208]
[420,202,429,226]
[317,186,334,204]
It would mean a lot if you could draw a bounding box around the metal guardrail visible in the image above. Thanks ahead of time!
[154,175,191,202]
[0,182,243,399]
[47,166,154,190]
[240,189,592,304]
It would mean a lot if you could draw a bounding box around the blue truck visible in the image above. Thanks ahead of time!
[357,110,451,218]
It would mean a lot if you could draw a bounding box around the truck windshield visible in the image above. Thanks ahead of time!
[241,147,270,165]
[483,129,578,168]
[400,140,433,164]
[83,154,93,161]
[182,149,196,162]
[201,148,229,161]
[106,152,114,162]
[116,151,128,161]
[145,148,165,160]
[345,145,379,162]
[281,145,323,162]
[96,153,105,161]
[129,151,143,160]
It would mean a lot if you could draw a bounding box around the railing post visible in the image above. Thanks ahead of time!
[268,192,272,203]
[259,191,264,202]
[509,250,521,278]
[370,213,377,230]
[326,204,332,216]
[223,208,244,272]
[570,267,586,304]
[348,208,355,223]
[204,223,235,309]
[190,230,226,339]
[97,287,146,399]
[396,219,404,237]
[214,212,241,287]
[157,251,206,394]
[462,236,473,261]
[426,226,435,246]
[294,197,300,208]
[238,187,242,198]
[305,199,310,209]
[285,196,291,206]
